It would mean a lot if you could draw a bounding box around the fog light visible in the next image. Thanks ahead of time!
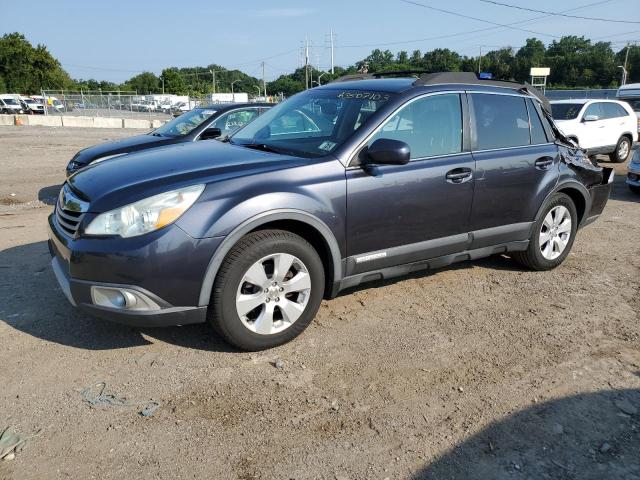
[91,286,161,311]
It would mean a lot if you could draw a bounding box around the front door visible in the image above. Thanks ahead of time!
[346,93,474,275]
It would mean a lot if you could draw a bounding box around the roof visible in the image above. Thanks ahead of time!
[196,102,272,111]
[327,71,551,113]
[550,99,624,104]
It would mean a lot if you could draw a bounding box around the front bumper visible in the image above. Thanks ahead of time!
[627,162,640,187]
[48,213,222,327]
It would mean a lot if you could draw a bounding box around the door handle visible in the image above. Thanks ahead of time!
[535,156,554,170]
[445,168,473,184]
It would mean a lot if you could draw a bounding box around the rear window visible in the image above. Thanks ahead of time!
[623,99,640,112]
[551,103,585,120]
[602,102,629,118]
[471,94,530,150]
[527,99,549,144]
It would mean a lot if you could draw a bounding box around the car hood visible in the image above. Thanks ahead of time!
[72,134,176,165]
[67,140,309,212]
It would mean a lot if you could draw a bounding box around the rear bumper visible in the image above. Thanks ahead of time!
[582,167,614,227]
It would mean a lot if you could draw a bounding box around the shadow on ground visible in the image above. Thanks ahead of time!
[414,389,640,480]
[37,184,62,206]
[0,240,235,352]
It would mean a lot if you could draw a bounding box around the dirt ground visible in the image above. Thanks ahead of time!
[0,125,638,480]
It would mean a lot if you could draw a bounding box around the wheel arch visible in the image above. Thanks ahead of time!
[537,181,590,227]
[197,209,343,306]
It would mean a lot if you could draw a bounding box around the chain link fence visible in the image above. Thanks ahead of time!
[38,91,275,120]
[545,88,619,100]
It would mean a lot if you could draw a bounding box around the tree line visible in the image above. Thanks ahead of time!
[1,32,638,98]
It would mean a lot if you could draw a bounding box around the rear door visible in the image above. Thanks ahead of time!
[468,93,559,248]
[601,102,631,146]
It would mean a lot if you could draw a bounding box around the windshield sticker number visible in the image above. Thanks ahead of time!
[337,91,390,101]
[318,140,336,151]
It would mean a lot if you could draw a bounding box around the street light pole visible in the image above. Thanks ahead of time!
[209,69,216,94]
[231,80,240,102]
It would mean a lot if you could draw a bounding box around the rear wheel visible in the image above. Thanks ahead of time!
[209,230,325,351]
[609,136,631,163]
[512,193,577,271]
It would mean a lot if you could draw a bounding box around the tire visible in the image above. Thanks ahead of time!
[208,229,325,351]
[609,136,631,163]
[630,185,640,195]
[512,193,578,271]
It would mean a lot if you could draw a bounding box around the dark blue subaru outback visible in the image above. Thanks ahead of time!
[49,72,613,350]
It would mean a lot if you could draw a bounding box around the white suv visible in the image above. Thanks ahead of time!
[550,99,638,163]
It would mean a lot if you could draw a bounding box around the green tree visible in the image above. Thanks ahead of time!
[123,71,159,94]
[0,32,73,93]
[160,68,187,94]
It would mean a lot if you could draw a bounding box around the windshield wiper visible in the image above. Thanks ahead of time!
[238,143,283,154]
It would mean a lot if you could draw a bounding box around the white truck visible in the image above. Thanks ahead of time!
[616,83,640,133]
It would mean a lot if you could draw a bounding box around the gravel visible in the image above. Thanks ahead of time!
[0,126,639,479]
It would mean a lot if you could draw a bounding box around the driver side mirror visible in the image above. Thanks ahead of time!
[199,127,222,140]
[583,114,599,122]
[365,138,411,165]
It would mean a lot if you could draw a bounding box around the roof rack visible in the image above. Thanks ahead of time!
[412,72,550,114]
[332,71,550,113]
[332,70,429,83]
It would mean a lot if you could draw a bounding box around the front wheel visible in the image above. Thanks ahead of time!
[512,193,578,271]
[610,136,631,163]
[209,230,325,351]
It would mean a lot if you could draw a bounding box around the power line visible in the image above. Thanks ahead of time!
[337,0,609,49]
[397,0,561,38]
[479,0,640,24]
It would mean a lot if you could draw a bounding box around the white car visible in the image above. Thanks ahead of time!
[550,99,638,163]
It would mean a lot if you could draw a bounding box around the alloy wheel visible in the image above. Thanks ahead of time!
[235,253,312,335]
[539,205,572,260]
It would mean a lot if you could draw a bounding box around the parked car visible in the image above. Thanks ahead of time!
[65,103,272,176]
[0,95,25,114]
[627,146,640,194]
[171,102,191,116]
[616,82,640,132]
[48,72,613,351]
[550,99,638,162]
[19,96,45,114]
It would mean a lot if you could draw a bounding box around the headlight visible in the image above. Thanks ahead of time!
[85,184,205,238]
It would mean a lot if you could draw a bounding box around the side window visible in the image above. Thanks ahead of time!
[527,99,548,144]
[583,102,604,120]
[601,103,621,119]
[367,93,462,159]
[471,94,530,150]
[214,109,259,134]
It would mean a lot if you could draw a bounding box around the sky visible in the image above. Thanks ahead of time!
[0,0,638,83]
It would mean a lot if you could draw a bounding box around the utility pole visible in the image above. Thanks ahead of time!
[209,70,216,94]
[304,36,309,90]
[478,46,482,74]
[329,28,335,74]
[231,80,240,102]
[261,61,266,99]
[623,43,630,85]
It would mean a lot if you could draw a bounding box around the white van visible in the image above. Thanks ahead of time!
[0,95,25,114]
[616,83,640,133]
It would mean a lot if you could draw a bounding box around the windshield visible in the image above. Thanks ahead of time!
[153,108,217,137]
[231,89,394,158]
[23,99,36,105]
[551,103,585,120]
[622,98,640,113]
[1,98,19,106]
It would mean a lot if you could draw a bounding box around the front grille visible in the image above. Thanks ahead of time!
[55,203,84,236]
[55,185,89,237]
